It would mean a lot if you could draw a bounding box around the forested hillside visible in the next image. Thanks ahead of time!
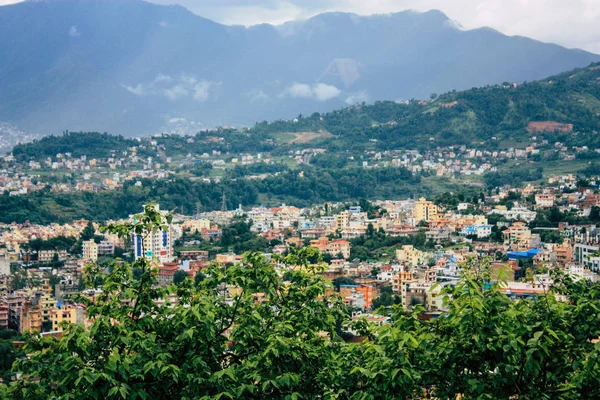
[250,62,600,150]
[11,62,600,159]
[11,132,146,161]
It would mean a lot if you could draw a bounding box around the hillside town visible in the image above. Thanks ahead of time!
[1,128,598,196]
[2,175,600,335]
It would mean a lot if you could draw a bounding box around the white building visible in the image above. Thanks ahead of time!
[132,204,174,263]
[0,252,10,276]
[82,240,98,262]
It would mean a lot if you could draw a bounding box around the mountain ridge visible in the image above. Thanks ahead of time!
[0,0,598,137]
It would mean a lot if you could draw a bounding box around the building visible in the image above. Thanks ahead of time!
[460,225,493,239]
[392,270,415,293]
[50,304,87,332]
[82,240,98,262]
[182,219,211,233]
[413,198,438,223]
[38,250,68,263]
[535,193,555,208]
[97,240,115,256]
[132,204,173,263]
[215,253,242,265]
[309,237,351,259]
[39,295,56,326]
[503,222,532,246]
[0,252,10,276]
[6,296,25,331]
[157,262,179,286]
[502,205,537,223]
[0,302,8,330]
[575,243,600,272]
[396,245,427,267]
[20,301,42,333]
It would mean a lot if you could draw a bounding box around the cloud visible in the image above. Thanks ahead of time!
[68,26,81,37]
[123,74,219,102]
[158,21,169,28]
[164,85,189,101]
[193,81,213,101]
[287,83,314,98]
[124,83,146,96]
[313,83,341,100]
[283,82,341,101]
[243,89,269,103]
[345,91,369,104]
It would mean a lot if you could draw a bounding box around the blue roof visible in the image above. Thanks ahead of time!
[507,248,543,259]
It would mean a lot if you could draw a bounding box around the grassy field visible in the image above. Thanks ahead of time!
[271,130,334,144]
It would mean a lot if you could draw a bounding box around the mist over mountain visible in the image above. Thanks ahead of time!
[0,0,598,136]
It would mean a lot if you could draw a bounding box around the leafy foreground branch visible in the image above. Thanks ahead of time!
[2,207,600,399]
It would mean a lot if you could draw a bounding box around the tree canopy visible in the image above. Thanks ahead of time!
[3,207,600,399]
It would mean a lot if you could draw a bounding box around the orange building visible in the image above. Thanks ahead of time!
[309,237,351,259]
[392,270,415,293]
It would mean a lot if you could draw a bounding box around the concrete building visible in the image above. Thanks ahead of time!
[575,243,600,272]
[503,222,532,246]
[0,301,8,330]
[0,252,10,276]
[396,245,427,267]
[413,198,438,223]
[132,204,173,263]
[97,240,115,256]
[82,240,98,262]
[38,250,68,263]
[20,301,42,333]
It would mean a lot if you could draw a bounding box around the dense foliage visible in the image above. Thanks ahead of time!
[3,207,600,399]
[11,132,146,162]
[0,166,422,224]
[248,62,600,152]
[11,63,600,162]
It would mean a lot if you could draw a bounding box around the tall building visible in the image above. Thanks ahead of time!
[0,252,11,276]
[132,204,173,263]
[0,301,8,330]
[20,301,42,333]
[413,198,438,223]
[82,240,98,262]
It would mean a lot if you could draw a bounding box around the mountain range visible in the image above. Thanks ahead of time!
[0,0,599,137]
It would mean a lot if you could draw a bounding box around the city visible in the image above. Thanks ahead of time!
[1,0,600,398]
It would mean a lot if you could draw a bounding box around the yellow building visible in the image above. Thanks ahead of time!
[51,305,81,332]
[335,211,350,231]
[503,222,532,246]
[40,295,57,324]
[182,219,211,233]
[413,198,438,223]
[82,240,98,262]
[396,245,427,267]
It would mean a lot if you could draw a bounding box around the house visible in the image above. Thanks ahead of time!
[309,237,351,259]
[503,222,532,246]
[396,245,426,267]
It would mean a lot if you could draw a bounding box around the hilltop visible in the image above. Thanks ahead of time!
[248,62,600,151]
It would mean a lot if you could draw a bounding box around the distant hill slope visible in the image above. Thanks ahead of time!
[0,0,598,137]
[248,62,600,150]
[12,63,600,159]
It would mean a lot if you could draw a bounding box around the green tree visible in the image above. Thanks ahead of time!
[81,221,96,241]
[3,204,347,399]
[332,276,356,291]
[172,269,189,285]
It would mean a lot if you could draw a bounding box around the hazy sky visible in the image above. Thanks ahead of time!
[2,0,599,53]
